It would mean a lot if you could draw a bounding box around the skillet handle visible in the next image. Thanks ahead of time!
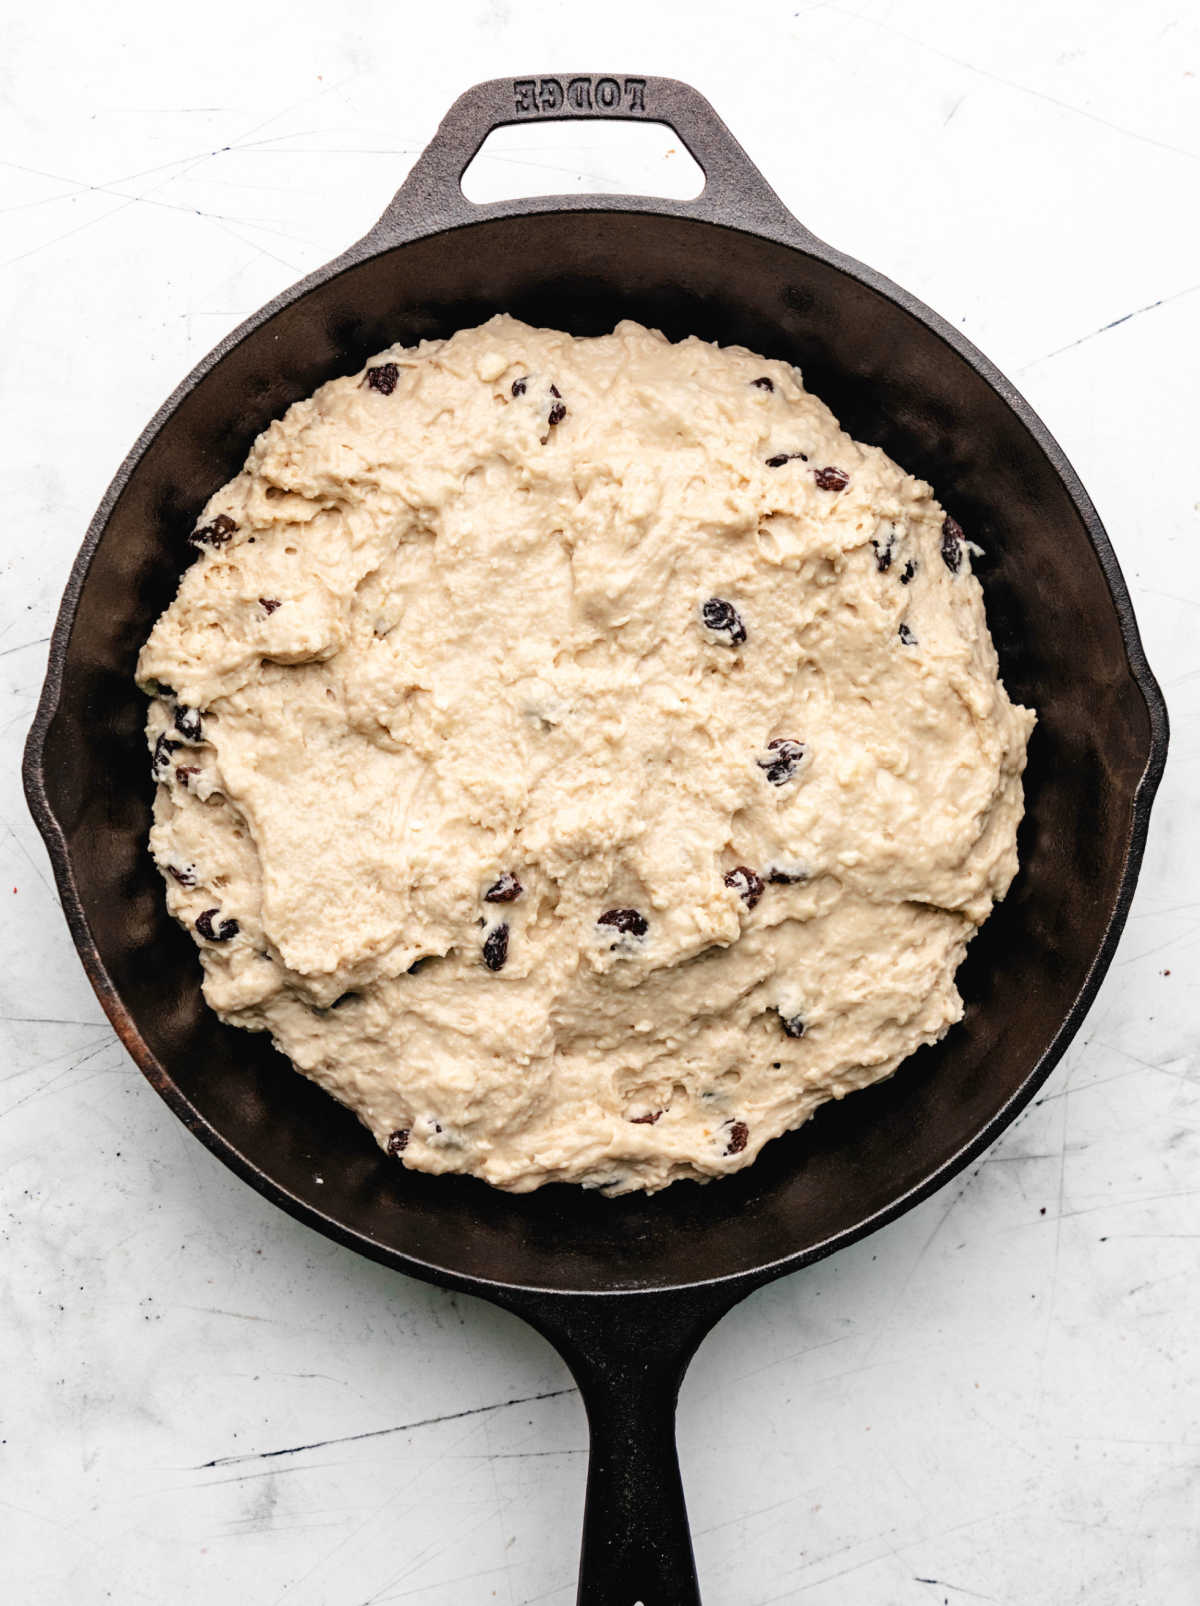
[366,73,811,243]
[505,1285,749,1606]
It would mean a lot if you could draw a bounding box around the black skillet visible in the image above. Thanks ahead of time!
[24,75,1168,1604]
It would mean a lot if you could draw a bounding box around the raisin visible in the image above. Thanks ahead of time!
[166,863,196,887]
[386,1129,409,1157]
[259,597,282,614]
[814,466,849,491]
[701,597,747,645]
[365,363,399,395]
[751,376,774,391]
[175,765,200,787]
[549,384,561,398]
[195,909,238,942]
[152,732,181,779]
[548,400,567,427]
[482,924,509,971]
[757,737,806,786]
[724,866,764,909]
[511,377,528,397]
[174,705,203,742]
[725,1120,749,1155]
[899,622,917,646]
[765,451,807,467]
[484,872,523,903]
[777,1009,806,1038]
[598,908,648,938]
[872,534,894,573]
[900,560,918,585]
[629,1110,662,1125]
[941,514,964,573]
[190,513,237,548]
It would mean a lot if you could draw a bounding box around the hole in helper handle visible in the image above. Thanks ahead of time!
[502,1284,753,1606]
[365,73,812,243]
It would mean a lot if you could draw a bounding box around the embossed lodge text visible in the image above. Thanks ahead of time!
[512,77,648,115]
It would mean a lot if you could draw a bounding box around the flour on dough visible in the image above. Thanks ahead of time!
[137,316,1035,1194]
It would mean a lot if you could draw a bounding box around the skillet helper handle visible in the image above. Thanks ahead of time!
[509,1287,747,1606]
[368,73,808,241]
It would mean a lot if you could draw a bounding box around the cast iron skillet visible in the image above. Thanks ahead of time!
[24,75,1168,1604]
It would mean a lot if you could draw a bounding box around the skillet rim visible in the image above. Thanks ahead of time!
[22,198,1169,1302]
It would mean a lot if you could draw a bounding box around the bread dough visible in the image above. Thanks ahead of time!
[137,316,1034,1195]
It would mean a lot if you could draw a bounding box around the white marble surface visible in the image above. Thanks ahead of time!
[3,3,1197,1601]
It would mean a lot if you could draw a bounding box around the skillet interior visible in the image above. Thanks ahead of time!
[34,209,1157,1293]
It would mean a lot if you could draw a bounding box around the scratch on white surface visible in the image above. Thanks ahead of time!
[1018,280,1200,369]
[207,215,304,274]
[826,3,1200,162]
[694,1494,801,1540]
[1038,1087,1071,1405]
[366,1560,524,1604]
[3,820,57,900]
[860,1161,986,1365]
[0,75,360,272]
[913,1580,997,1601]
[1,1038,117,1117]
[196,1386,576,1469]
[0,1015,105,1027]
[0,634,50,659]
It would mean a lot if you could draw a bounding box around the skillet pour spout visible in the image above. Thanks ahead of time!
[24,74,1168,1605]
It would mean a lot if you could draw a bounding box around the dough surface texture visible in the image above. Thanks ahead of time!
[138,316,1035,1194]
